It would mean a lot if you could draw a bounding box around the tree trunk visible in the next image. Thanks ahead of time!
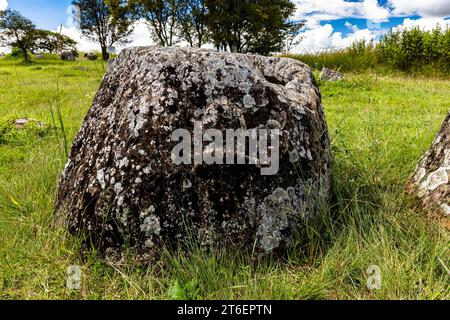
[21,48,30,62]
[101,46,109,61]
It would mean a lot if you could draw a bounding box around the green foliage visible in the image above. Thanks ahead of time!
[131,0,299,55]
[0,118,52,145]
[285,41,378,72]
[72,0,135,60]
[376,26,450,73]
[7,47,25,59]
[168,279,201,300]
[205,0,297,55]
[176,0,208,48]
[34,30,78,54]
[0,9,37,62]
[286,27,450,76]
[134,0,180,46]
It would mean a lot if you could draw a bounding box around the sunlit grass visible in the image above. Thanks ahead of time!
[0,56,448,300]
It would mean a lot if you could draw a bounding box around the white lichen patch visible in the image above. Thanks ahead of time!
[118,157,129,169]
[141,214,161,236]
[256,188,292,253]
[114,183,123,194]
[415,167,427,184]
[243,94,256,109]
[440,203,450,216]
[129,102,150,138]
[420,167,449,194]
[62,159,73,178]
[97,169,106,189]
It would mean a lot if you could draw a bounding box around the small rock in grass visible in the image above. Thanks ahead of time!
[320,67,343,82]
[61,50,76,61]
[75,66,89,71]
[84,52,98,61]
[13,118,46,129]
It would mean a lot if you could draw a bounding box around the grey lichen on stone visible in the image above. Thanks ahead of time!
[408,113,450,228]
[141,214,161,237]
[256,188,292,253]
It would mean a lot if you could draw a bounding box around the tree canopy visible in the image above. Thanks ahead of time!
[72,0,135,60]
[34,30,78,54]
[124,0,300,55]
[0,9,37,62]
[205,0,299,55]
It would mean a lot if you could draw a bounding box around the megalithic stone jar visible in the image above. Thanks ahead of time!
[55,47,332,262]
[407,113,450,229]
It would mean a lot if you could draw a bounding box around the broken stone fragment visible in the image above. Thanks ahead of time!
[407,113,450,229]
[13,118,46,129]
[55,47,332,261]
[320,68,343,82]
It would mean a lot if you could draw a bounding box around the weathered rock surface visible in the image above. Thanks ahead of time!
[408,113,450,228]
[320,68,343,82]
[61,50,76,61]
[55,47,331,261]
[85,52,98,61]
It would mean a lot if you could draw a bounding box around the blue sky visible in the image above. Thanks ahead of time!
[7,0,72,30]
[1,0,450,53]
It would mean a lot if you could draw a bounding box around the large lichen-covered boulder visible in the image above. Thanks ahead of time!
[55,47,331,261]
[408,113,450,228]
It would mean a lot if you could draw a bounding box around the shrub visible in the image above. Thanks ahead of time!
[286,27,450,76]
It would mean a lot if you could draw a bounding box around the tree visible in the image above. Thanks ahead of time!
[34,30,77,54]
[72,0,134,60]
[283,20,305,54]
[176,0,207,47]
[0,9,37,62]
[134,0,181,47]
[205,0,298,55]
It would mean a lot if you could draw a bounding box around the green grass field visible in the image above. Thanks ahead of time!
[0,56,449,300]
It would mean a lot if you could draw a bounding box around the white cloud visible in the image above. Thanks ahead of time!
[289,0,389,53]
[363,0,390,21]
[331,28,377,48]
[59,20,154,53]
[0,0,7,11]
[126,20,154,48]
[289,1,450,53]
[293,24,334,53]
[345,21,359,32]
[395,17,450,31]
[389,0,450,18]
[291,23,377,53]
[293,0,390,22]
[58,26,98,52]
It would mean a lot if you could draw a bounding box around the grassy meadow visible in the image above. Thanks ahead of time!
[0,54,449,300]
